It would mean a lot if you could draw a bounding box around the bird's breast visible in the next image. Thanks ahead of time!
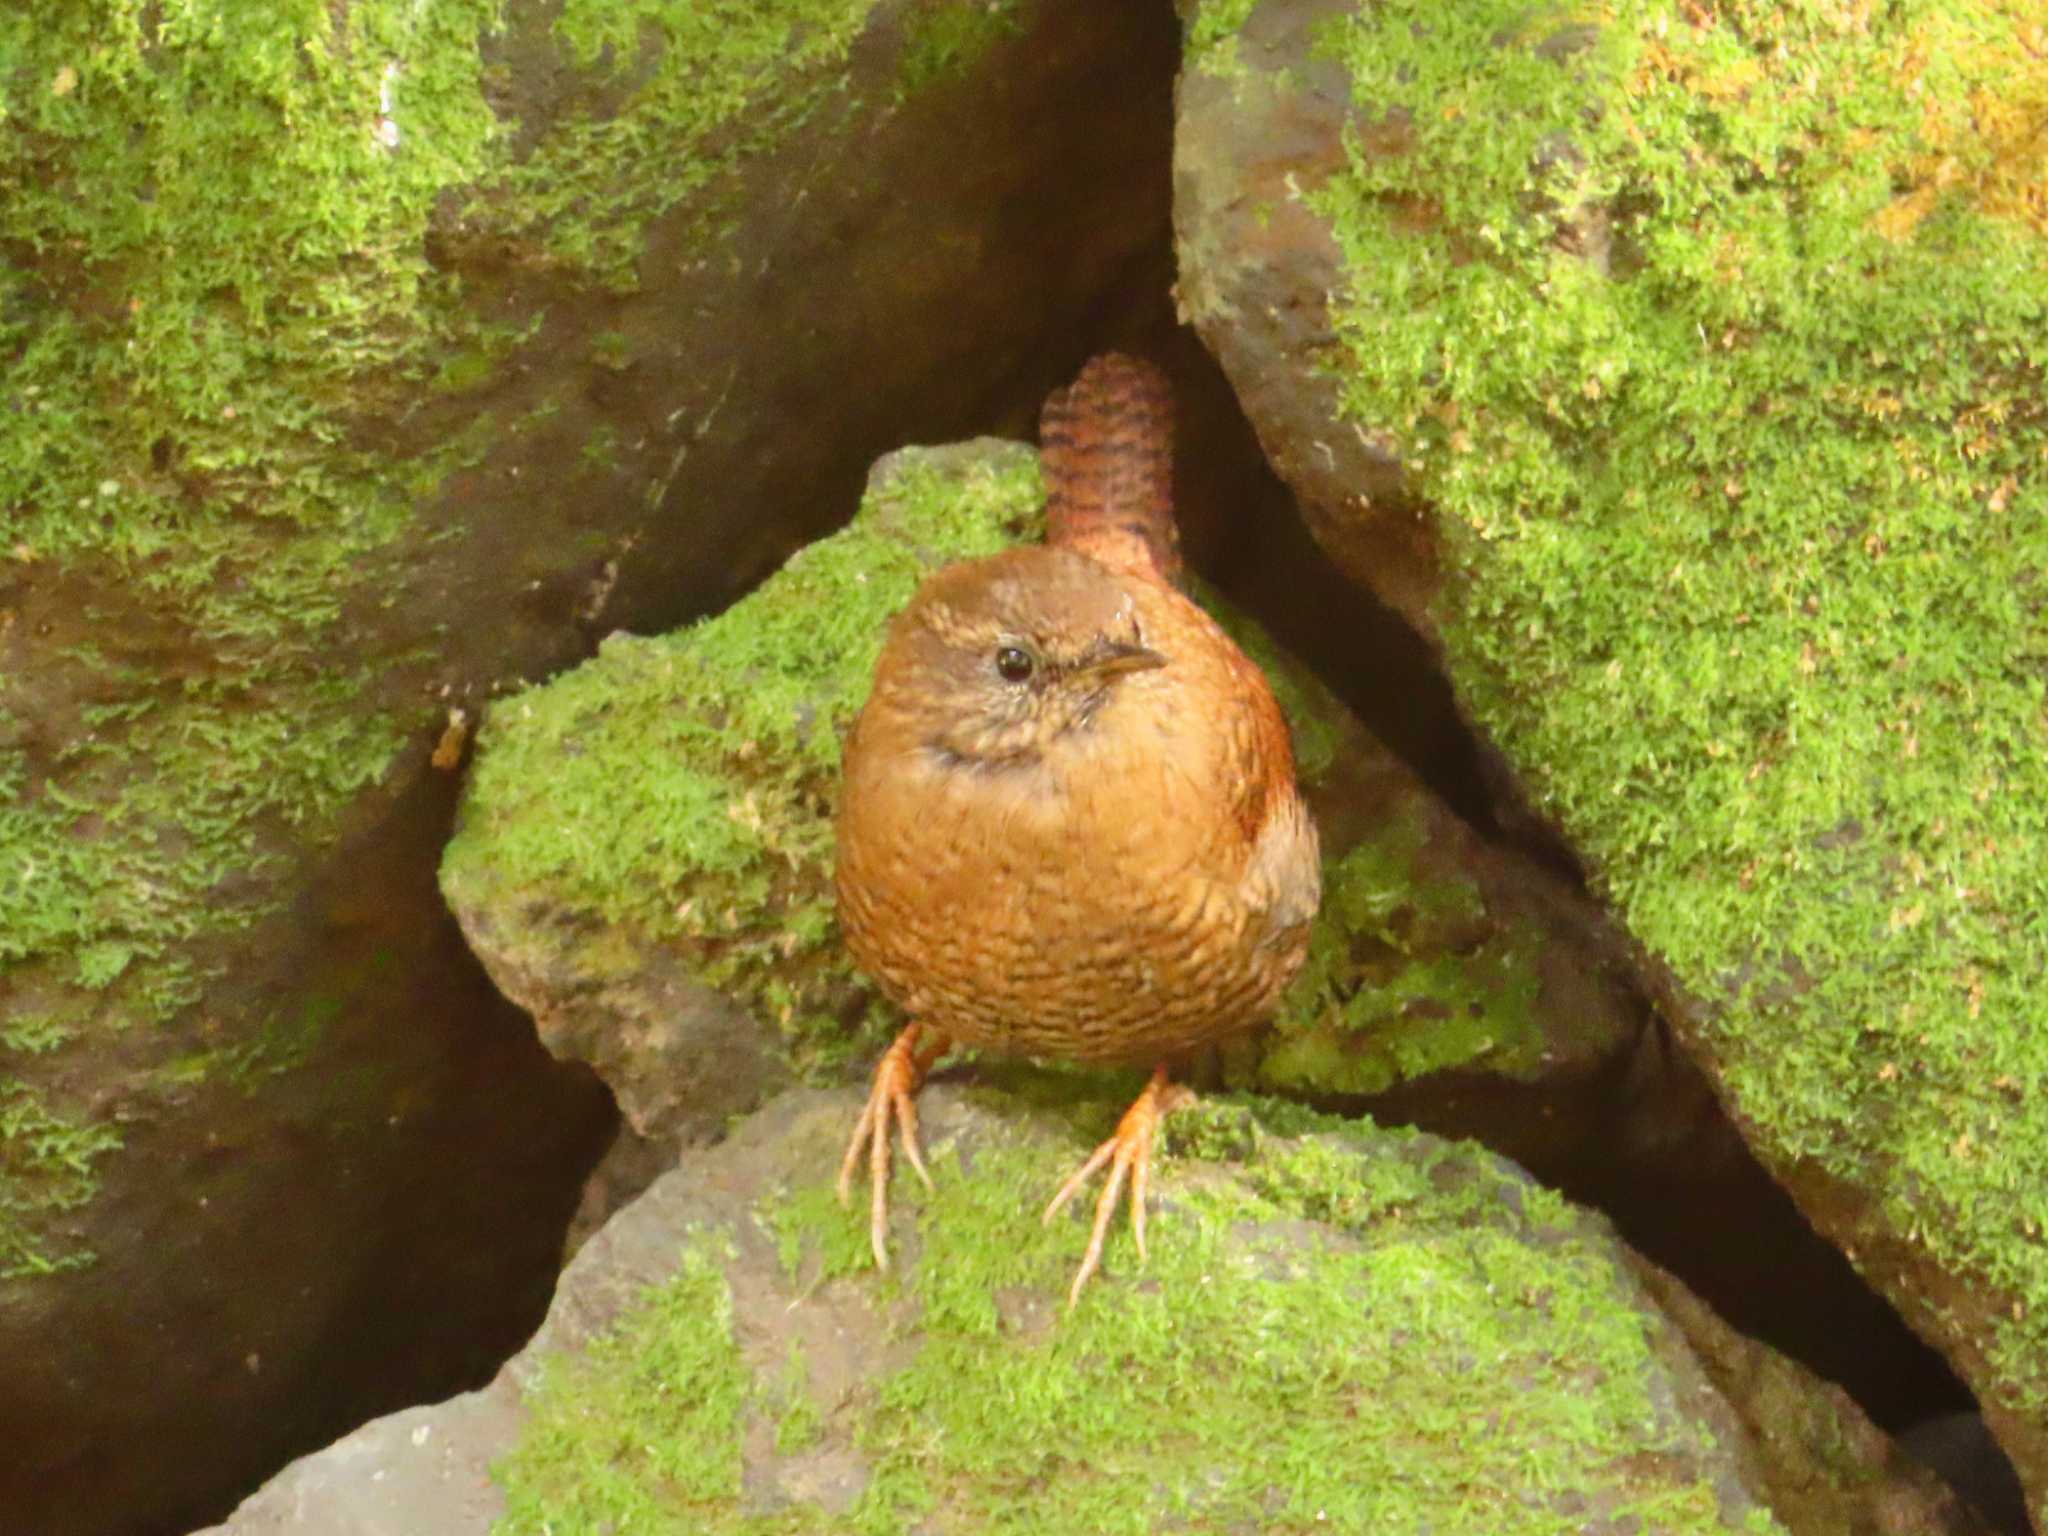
[835,654,1305,1064]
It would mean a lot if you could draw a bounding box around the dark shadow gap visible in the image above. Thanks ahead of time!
[134,758,620,1536]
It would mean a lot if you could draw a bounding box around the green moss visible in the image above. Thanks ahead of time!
[767,1174,880,1286]
[0,1079,122,1276]
[0,0,494,1270]
[476,0,879,290]
[1306,0,2048,1403]
[588,329,633,371]
[441,445,1047,1073]
[494,1087,1779,1533]
[495,1239,752,1532]
[1217,588,1560,1098]
[434,347,500,395]
[771,1340,825,1454]
[578,421,621,471]
[0,1015,70,1055]
[894,1,1022,101]
[1261,834,1545,1097]
[1185,0,1259,80]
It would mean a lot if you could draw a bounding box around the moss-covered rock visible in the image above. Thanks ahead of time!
[1175,0,2048,1515]
[208,1077,2009,1535]
[443,438,1646,1186]
[441,442,1045,1144]
[505,1082,1794,1534]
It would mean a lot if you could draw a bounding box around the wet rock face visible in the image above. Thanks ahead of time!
[1171,0,1433,623]
[0,767,620,1536]
[200,1079,1986,1536]
[1175,0,2048,1521]
[3,1,1185,1529]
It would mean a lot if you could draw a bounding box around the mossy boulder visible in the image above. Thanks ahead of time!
[202,1076,1991,1536]
[440,442,1044,1148]
[1175,0,2048,1516]
[442,438,1648,1203]
[3,0,1183,1526]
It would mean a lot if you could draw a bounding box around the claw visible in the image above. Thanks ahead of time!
[838,1023,948,1270]
[1042,1064,1193,1308]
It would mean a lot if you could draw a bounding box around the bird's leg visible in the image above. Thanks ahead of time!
[838,1021,951,1270]
[1042,1063,1194,1308]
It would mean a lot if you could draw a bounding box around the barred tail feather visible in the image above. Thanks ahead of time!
[1040,353,1183,584]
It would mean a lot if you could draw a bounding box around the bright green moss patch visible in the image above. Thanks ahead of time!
[0,0,682,1268]
[1261,834,1545,1097]
[494,1086,1779,1534]
[0,1014,71,1056]
[766,1174,880,1286]
[441,445,1046,1068]
[1185,0,1260,80]
[0,0,496,1270]
[496,1240,752,1532]
[1307,0,2048,1401]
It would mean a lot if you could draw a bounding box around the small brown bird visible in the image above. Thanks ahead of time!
[834,354,1321,1305]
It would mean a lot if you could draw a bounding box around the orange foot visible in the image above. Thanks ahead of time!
[838,1022,951,1270]
[1042,1063,1194,1309]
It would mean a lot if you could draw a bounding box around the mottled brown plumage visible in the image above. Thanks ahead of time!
[834,354,1320,1303]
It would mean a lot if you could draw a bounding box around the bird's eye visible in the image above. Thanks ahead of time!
[994,645,1035,683]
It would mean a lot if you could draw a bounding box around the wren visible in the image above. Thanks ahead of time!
[834,353,1321,1305]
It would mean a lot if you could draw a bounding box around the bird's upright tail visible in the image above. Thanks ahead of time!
[1040,353,1184,585]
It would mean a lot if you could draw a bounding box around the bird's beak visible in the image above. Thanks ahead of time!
[1073,639,1167,678]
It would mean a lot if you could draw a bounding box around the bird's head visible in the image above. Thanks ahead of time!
[872,546,1166,770]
